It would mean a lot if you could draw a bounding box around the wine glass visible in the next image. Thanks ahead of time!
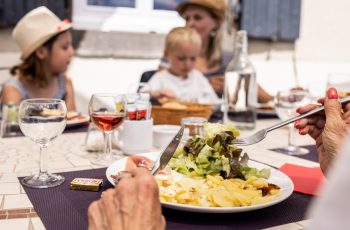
[327,73,350,98]
[275,90,312,155]
[18,99,67,188]
[89,93,126,165]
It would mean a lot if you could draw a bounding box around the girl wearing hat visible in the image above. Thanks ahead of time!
[162,0,273,102]
[1,6,76,111]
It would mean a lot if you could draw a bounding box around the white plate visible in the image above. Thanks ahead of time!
[106,152,294,213]
[66,114,90,128]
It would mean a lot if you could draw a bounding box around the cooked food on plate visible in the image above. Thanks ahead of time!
[67,111,88,121]
[111,123,281,208]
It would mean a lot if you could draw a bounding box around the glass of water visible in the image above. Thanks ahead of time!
[18,99,67,188]
[275,90,312,155]
[327,73,350,98]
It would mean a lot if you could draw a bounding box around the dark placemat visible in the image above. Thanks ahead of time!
[271,145,319,163]
[20,168,110,230]
[20,168,313,230]
[209,110,277,123]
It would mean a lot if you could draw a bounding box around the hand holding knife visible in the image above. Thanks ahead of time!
[151,126,184,175]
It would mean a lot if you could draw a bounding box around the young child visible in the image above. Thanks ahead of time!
[1,6,76,111]
[141,27,218,104]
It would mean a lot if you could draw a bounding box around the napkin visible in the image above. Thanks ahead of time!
[279,163,325,196]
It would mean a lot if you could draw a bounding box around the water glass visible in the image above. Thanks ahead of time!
[181,117,207,136]
[18,99,67,188]
[275,90,312,155]
[327,73,350,98]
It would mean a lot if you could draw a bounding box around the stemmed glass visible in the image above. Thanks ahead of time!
[18,99,67,188]
[327,73,350,98]
[89,94,126,165]
[275,90,312,155]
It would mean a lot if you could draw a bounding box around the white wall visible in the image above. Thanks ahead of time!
[68,58,159,113]
[248,0,350,96]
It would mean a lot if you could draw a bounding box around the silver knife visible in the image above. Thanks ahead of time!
[151,126,184,175]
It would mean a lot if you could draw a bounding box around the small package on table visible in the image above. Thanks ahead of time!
[70,178,103,192]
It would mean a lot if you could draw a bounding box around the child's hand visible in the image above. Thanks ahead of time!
[208,75,224,94]
[151,89,176,99]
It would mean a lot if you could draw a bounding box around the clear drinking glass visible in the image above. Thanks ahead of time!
[327,73,350,98]
[89,93,126,165]
[18,99,67,188]
[275,90,312,155]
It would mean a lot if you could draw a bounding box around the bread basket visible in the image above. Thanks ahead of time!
[151,99,214,125]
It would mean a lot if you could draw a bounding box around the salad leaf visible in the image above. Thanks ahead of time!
[169,123,270,180]
[204,123,240,139]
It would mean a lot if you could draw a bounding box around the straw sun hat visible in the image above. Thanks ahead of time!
[176,0,227,21]
[12,6,72,60]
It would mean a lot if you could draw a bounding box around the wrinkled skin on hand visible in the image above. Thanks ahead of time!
[295,96,350,174]
[88,167,166,230]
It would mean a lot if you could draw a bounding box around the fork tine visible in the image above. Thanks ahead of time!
[231,139,247,145]
[234,140,245,144]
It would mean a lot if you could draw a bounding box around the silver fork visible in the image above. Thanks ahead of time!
[230,96,350,146]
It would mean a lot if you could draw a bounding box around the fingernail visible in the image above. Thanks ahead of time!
[317,98,323,104]
[294,120,299,128]
[327,88,338,99]
[296,107,301,113]
[300,127,307,134]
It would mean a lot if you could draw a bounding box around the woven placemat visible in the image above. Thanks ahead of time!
[271,145,319,162]
[20,168,313,230]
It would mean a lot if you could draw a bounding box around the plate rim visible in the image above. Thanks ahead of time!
[66,114,90,127]
[105,153,294,213]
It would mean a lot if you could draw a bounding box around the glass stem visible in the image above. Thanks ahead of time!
[39,143,48,175]
[104,132,112,158]
[288,124,294,147]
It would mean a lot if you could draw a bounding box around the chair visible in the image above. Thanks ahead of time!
[137,70,156,93]
[140,70,156,83]
[138,70,160,105]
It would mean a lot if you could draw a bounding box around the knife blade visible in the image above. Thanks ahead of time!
[151,126,184,175]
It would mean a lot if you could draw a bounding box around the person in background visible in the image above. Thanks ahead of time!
[160,0,273,103]
[141,27,218,104]
[1,6,76,111]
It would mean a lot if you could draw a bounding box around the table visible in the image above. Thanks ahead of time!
[0,119,318,229]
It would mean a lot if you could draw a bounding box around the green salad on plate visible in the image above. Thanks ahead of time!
[169,123,270,180]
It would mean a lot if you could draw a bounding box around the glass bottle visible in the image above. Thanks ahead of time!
[223,30,257,130]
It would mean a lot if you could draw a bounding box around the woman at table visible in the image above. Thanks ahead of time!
[294,87,350,229]
[1,6,76,111]
[159,0,273,102]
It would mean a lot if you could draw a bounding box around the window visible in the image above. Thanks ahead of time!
[87,0,136,8]
[153,0,186,11]
[73,0,185,33]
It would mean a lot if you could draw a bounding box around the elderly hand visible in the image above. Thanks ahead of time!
[294,88,349,174]
[208,75,224,94]
[88,167,165,230]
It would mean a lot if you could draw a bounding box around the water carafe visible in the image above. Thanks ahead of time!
[223,30,257,130]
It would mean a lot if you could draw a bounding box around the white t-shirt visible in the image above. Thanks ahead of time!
[141,69,219,104]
